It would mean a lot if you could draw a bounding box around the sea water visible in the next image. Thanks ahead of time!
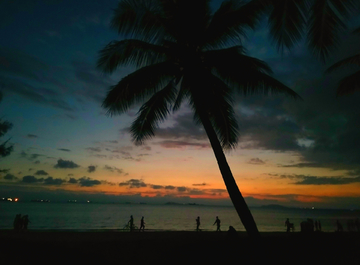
[1,202,359,232]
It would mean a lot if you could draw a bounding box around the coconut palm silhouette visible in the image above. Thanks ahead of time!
[97,0,300,238]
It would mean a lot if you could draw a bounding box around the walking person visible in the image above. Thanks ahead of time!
[129,215,134,232]
[22,215,30,230]
[196,216,200,231]
[213,216,221,231]
[139,216,145,231]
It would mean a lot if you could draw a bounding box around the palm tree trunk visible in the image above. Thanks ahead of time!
[199,113,260,239]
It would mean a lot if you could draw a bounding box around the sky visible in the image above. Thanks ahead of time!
[0,0,359,209]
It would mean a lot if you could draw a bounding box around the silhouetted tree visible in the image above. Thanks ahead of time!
[253,0,357,61]
[0,92,13,158]
[326,26,360,96]
[97,0,300,239]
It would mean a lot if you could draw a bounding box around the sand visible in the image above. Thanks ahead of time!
[0,230,359,264]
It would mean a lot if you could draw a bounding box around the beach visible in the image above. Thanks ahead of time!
[1,230,359,264]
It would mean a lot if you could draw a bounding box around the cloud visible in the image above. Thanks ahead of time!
[27,134,38,138]
[294,176,360,185]
[43,177,65,185]
[78,177,102,187]
[0,169,10,174]
[192,183,208,186]
[177,186,187,192]
[165,185,176,190]
[54,159,80,169]
[22,175,43,183]
[34,170,48,176]
[150,185,164,189]
[119,179,147,188]
[103,165,124,174]
[247,158,266,165]
[3,174,17,180]
[86,147,102,152]
[58,148,71,152]
[87,165,96,173]
[158,140,210,149]
[68,178,78,184]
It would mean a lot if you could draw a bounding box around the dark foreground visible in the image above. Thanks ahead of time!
[0,230,359,264]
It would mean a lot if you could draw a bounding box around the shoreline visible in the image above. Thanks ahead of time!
[1,230,359,264]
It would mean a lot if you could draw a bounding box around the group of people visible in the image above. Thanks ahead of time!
[127,215,145,232]
[196,216,221,232]
[13,214,30,231]
[286,218,323,232]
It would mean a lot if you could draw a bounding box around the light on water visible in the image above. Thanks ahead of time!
[1,203,359,232]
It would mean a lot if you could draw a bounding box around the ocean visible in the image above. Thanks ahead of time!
[1,202,359,232]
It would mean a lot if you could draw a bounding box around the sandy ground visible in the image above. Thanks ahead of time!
[0,230,359,264]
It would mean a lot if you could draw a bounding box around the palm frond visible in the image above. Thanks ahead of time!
[172,77,190,112]
[268,0,308,51]
[130,80,177,144]
[308,0,350,62]
[326,54,360,73]
[353,26,360,35]
[207,76,239,150]
[102,61,180,115]
[226,70,301,99]
[336,70,360,96]
[158,0,212,45]
[204,46,273,75]
[110,0,165,42]
[202,0,267,49]
[97,40,168,73]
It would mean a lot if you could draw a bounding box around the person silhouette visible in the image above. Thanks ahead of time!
[318,220,322,231]
[139,216,145,231]
[213,216,221,231]
[285,218,291,232]
[22,215,30,230]
[336,220,343,232]
[196,216,200,231]
[129,215,134,232]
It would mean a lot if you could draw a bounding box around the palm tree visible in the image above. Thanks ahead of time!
[97,0,300,238]
[325,26,360,96]
[254,0,357,61]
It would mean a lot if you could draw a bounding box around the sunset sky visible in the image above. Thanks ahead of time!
[1,0,359,209]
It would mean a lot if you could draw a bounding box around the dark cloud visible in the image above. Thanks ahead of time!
[20,151,44,161]
[78,177,101,187]
[150,185,164,189]
[43,177,65,185]
[54,159,80,169]
[103,165,124,174]
[4,174,17,180]
[192,183,208,186]
[0,48,76,111]
[119,179,147,188]
[158,140,210,149]
[294,176,360,185]
[247,158,266,165]
[0,169,10,174]
[22,175,43,183]
[68,173,74,176]
[87,165,96,173]
[58,148,71,152]
[71,60,113,103]
[34,170,48,176]
[68,178,78,184]
[106,140,118,144]
[177,186,187,192]
[165,185,176,190]
[86,147,102,152]
[27,134,38,138]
